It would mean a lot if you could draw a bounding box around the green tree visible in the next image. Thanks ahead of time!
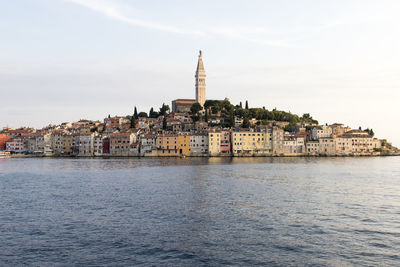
[134,107,138,119]
[204,109,209,122]
[190,102,202,114]
[149,107,157,118]
[159,103,170,116]
[229,111,235,128]
[364,128,375,137]
[130,113,136,129]
[242,117,250,128]
[239,102,243,108]
[190,102,202,122]
[138,112,148,118]
[245,100,249,110]
[162,116,167,130]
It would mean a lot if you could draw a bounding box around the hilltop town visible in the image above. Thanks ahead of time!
[1,52,398,157]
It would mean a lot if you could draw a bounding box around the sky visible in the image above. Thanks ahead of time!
[1,0,399,146]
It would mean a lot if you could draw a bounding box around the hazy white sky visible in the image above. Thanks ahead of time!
[1,0,399,146]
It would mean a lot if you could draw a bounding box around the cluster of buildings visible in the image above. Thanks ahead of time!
[0,51,394,157]
[0,119,386,157]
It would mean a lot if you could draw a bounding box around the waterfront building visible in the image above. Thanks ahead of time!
[129,142,140,156]
[190,133,208,155]
[24,136,37,153]
[220,130,232,155]
[157,134,179,156]
[177,134,191,155]
[141,134,157,156]
[110,132,135,156]
[52,132,65,155]
[93,135,103,156]
[283,133,305,156]
[335,136,353,155]
[272,127,284,156]
[306,140,320,155]
[102,137,110,155]
[44,134,54,156]
[319,137,336,155]
[78,134,93,156]
[5,138,25,153]
[35,135,45,153]
[208,131,221,156]
[232,130,270,156]
[341,130,374,154]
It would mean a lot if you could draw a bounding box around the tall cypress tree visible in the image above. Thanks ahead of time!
[162,116,167,130]
[239,102,242,108]
[134,107,138,119]
[245,100,249,110]
[204,109,208,122]
[229,111,235,128]
[130,113,136,129]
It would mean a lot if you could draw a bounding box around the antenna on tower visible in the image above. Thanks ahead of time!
[199,50,202,56]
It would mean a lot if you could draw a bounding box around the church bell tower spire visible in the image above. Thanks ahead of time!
[195,50,206,107]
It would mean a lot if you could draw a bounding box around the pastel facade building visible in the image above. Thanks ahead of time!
[63,135,73,155]
[177,135,191,155]
[6,139,25,152]
[272,127,284,155]
[141,134,157,156]
[208,131,221,156]
[110,132,134,156]
[335,136,352,155]
[283,133,305,155]
[157,134,179,156]
[220,131,232,155]
[306,141,320,155]
[231,130,271,156]
[319,137,336,155]
[312,125,333,140]
[78,134,93,156]
[341,130,374,154]
[190,133,209,155]
[93,135,103,156]
[330,123,351,136]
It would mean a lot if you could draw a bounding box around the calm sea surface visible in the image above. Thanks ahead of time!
[0,157,399,266]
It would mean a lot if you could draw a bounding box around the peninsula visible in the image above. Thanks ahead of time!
[2,52,398,157]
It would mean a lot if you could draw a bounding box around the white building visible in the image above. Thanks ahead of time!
[190,134,209,155]
[312,125,333,140]
[140,134,157,156]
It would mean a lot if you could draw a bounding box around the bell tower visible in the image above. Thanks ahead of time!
[195,50,206,107]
